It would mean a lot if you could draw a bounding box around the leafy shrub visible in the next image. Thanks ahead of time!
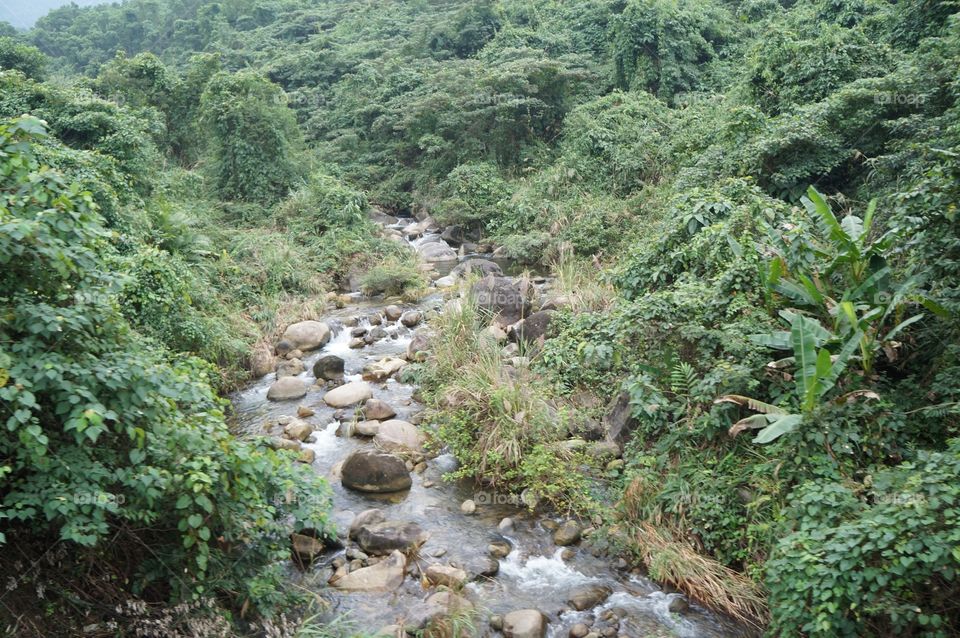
[0,36,47,79]
[767,442,960,636]
[433,162,511,230]
[0,117,331,622]
[359,256,428,298]
[278,172,368,236]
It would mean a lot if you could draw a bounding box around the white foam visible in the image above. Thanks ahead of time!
[499,548,599,592]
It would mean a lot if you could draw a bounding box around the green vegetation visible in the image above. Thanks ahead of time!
[1,0,959,635]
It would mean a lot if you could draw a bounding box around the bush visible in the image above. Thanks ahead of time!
[359,256,428,298]
[0,116,332,623]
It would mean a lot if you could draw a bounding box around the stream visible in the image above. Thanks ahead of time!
[230,217,752,638]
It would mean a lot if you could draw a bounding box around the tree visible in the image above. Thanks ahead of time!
[200,70,301,202]
[0,36,47,80]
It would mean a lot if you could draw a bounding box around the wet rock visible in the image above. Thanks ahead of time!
[488,539,512,558]
[276,357,305,378]
[567,584,612,611]
[452,258,503,278]
[282,320,331,351]
[324,381,373,408]
[498,517,515,533]
[350,327,368,338]
[282,417,314,441]
[503,610,547,638]
[355,420,381,437]
[286,349,304,360]
[560,548,575,561]
[267,436,302,452]
[370,326,388,340]
[290,531,325,568]
[468,557,500,578]
[419,240,458,262]
[267,377,307,401]
[329,549,405,591]
[297,405,315,418]
[405,591,473,632]
[471,275,534,326]
[668,596,690,614]
[349,509,386,539]
[355,520,429,555]
[554,521,582,546]
[570,623,590,638]
[341,451,412,493]
[274,339,295,357]
[373,419,422,454]
[383,305,403,321]
[425,564,468,589]
[313,355,345,381]
[400,310,422,327]
[490,615,504,631]
[298,448,316,464]
[362,398,397,421]
[250,344,275,377]
[349,337,365,349]
[362,357,407,381]
[407,331,431,361]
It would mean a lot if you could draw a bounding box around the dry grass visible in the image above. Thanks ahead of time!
[549,243,616,313]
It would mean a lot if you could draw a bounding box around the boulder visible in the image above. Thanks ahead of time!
[281,320,331,351]
[400,310,422,328]
[267,377,307,401]
[425,564,468,589]
[588,441,622,461]
[283,417,314,441]
[373,420,423,454]
[329,549,405,591]
[419,240,458,262]
[297,405,315,418]
[452,258,503,279]
[567,584,612,611]
[488,538,513,558]
[276,357,305,378]
[503,610,547,638]
[460,499,476,515]
[384,305,404,321]
[324,381,373,408]
[274,339,295,357]
[267,437,302,452]
[349,509,387,540]
[404,591,473,632]
[355,420,381,437]
[668,596,690,614]
[362,357,407,382]
[290,532,326,568]
[554,520,582,546]
[313,355,345,381]
[341,451,412,493]
[355,521,429,555]
[250,344,275,378]
[604,392,638,446]
[440,225,466,246]
[470,276,534,326]
[407,331,431,362]
[362,398,397,421]
[298,448,316,464]
[509,310,555,345]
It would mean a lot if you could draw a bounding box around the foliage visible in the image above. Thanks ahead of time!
[200,70,301,203]
[0,36,47,80]
[0,118,332,624]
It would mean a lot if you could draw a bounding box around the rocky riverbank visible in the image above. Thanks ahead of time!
[230,215,751,638]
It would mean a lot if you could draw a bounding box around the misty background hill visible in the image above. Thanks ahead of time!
[0,0,108,29]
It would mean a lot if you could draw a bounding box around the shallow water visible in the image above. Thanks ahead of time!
[230,227,753,638]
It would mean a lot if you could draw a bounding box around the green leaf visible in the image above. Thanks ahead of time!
[753,414,803,444]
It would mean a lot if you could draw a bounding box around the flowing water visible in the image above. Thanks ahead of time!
[230,220,753,638]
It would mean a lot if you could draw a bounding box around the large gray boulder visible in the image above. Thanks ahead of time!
[567,584,612,611]
[471,276,534,326]
[362,398,397,421]
[373,419,423,454]
[509,310,555,345]
[267,377,307,401]
[604,392,638,446]
[329,549,406,591]
[281,320,331,351]
[452,258,503,278]
[419,240,458,262]
[503,610,547,638]
[354,520,429,555]
[324,381,373,408]
[313,355,345,381]
[341,450,412,493]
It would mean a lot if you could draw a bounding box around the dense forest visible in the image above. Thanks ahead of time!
[1,0,959,636]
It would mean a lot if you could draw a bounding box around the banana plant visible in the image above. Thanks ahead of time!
[716,312,864,444]
[763,186,945,374]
